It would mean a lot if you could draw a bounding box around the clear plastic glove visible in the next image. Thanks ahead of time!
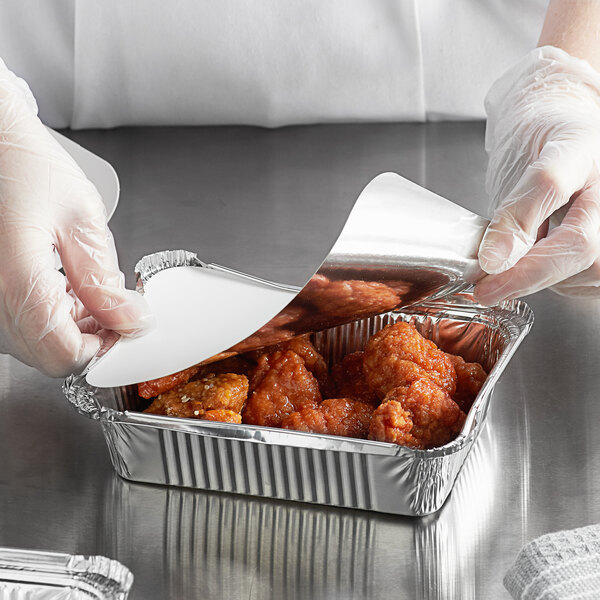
[0,59,153,377]
[475,46,600,305]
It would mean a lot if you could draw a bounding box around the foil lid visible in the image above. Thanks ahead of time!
[86,172,489,388]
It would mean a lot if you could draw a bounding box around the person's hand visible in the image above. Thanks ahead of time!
[475,46,600,305]
[0,59,153,376]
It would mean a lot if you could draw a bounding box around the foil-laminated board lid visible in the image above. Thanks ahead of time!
[85,172,489,388]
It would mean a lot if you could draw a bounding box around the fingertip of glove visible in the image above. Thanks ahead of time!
[86,287,156,337]
[473,283,501,307]
[111,290,156,338]
[478,245,508,275]
[47,333,101,378]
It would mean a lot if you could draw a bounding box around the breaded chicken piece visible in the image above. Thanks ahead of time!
[363,322,457,398]
[245,335,328,388]
[283,336,328,387]
[201,409,242,424]
[281,398,373,439]
[243,350,321,427]
[144,373,249,417]
[445,353,487,412]
[367,400,422,448]
[138,365,200,399]
[368,378,465,449]
[327,352,379,406]
[144,400,242,424]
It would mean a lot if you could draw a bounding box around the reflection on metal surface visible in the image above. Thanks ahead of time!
[101,424,496,600]
[105,478,376,600]
[163,492,374,600]
[413,424,498,599]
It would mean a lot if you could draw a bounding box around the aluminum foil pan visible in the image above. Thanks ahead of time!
[0,547,133,599]
[64,294,533,516]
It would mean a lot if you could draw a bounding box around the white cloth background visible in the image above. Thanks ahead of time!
[0,0,548,129]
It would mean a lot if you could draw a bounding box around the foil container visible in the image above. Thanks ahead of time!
[64,293,533,516]
[0,547,133,599]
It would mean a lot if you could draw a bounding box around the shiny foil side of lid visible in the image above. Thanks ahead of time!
[228,172,490,352]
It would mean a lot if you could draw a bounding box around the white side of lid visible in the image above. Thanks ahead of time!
[86,266,295,388]
[47,127,120,220]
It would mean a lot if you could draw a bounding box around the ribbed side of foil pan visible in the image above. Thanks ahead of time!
[65,298,533,516]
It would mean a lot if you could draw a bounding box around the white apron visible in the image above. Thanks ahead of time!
[0,0,548,129]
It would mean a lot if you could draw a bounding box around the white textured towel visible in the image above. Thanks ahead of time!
[505,524,600,600]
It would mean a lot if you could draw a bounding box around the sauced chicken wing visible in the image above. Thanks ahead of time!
[363,322,457,398]
[327,352,379,406]
[366,400,422,448]
[201,409,242,424]
[245,335,328,388]
[281,398,373,439]
[138,365,200,399]
[369,378,465,449]
[282,336,329,387]
[145,401,242,424]
[445,353,487,412]
[144,373,249,417]
[243,350,321,427]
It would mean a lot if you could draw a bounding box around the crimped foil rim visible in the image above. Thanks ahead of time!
[134,249,206,291]
[120,409,479,458]
[0,547,133,598]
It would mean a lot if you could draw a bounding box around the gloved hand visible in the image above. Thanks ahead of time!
[475,46,600,306]
[0,59,153,377]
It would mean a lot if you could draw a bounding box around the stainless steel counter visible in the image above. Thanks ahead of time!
[1,122,598,599]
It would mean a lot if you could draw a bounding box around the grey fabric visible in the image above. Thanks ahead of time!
[505,524,600,599]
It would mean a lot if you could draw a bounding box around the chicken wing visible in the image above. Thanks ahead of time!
[327,351,379,405]
[445,353,487,412]
[144,372,249,417]
[201,409,243,424]
[281,398,373,439]
[243,350,321,427]
[138,365,200,399]
[369,378,465,449]
[245,334,328,388]
[363,321,457,398]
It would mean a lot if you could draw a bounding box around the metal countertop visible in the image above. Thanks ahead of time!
[1,121,598,600]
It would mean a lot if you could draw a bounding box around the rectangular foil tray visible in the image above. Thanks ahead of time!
[64,297,533,516]
[0,547,133,599]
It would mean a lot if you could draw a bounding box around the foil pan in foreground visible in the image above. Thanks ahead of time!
[0,547,133,600]
[64,296,533,516]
